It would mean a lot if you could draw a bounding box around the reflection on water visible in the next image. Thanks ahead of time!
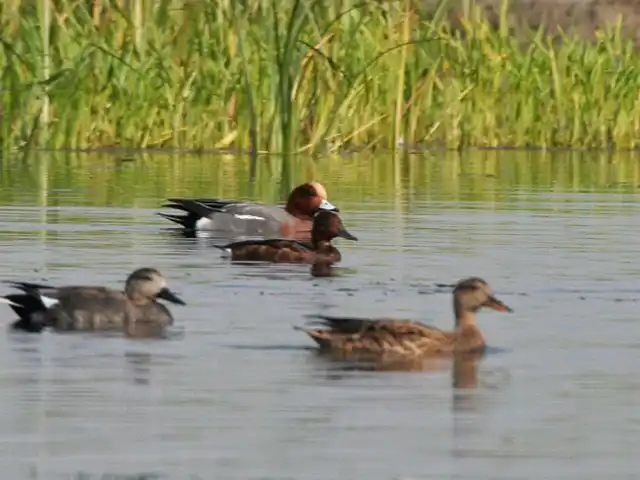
[2,149,640,210]
[0,151,639,478]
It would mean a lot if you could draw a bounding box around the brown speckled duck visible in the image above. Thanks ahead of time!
[296,277,512,358]
[215,210,357,264]
[2,267,185,335]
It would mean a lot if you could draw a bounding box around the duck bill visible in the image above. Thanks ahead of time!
[337,223,358,241]
[156,287,186,306]
[485,295,512,312]
[318,199,340,213]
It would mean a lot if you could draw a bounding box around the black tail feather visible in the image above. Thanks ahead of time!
[159,199,226,229]
[4,294,49,333]
[4,281,54,293]
[167,198,237,210]
[163,199,216,218]
[161,203,191,213]
[156,213,193,228]
[4,294,46,317]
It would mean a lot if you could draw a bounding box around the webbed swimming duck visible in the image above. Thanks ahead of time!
[296,277,512,358]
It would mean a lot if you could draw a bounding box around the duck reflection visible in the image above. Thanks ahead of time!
[307,347,483,384]
[124,351,153,386]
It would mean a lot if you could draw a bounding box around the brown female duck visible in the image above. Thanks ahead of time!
[215,210,358,264]
[296,277,512,357]
[2,267,185,335]
[159,181,339,241]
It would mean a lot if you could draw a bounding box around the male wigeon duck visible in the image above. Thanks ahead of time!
[296,277,512,358]
[159,181,339,241]
[214,210,358,264]
[2,267,185,335]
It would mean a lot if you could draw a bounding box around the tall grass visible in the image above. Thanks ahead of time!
[0,0,639,153]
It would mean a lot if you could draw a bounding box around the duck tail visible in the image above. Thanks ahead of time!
[293,325,336,350]
[213,245,233,259]
[156,213,193,228]
[303,314,374,335]
[159,199,220,230]
[0,297,19,308]
[2,294,49,333]
[164,199,217,218]
[3,294,46,316]
[3,280,55,293]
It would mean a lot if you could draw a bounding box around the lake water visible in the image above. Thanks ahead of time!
[0,150,639,479]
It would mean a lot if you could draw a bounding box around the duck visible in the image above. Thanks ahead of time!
[214,210,358,264]
[295,277,512,358]
[2,267,186,335]
[159,181,339,241]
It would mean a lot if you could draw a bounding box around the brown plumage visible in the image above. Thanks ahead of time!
[3,267,186,335]
[296,277,512,358]
[215,210,358,264]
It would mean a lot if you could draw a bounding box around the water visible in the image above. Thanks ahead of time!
[0,151,639,479]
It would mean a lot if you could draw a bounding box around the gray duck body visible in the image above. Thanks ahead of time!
[2,268,185,335]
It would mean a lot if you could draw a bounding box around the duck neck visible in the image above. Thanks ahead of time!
[454,303,479,331]
[285,198,307,219]
[312,238,332,250]
[125,289,148,306]
[453,299,486,352]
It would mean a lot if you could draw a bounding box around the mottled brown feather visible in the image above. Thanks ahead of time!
[296,277,512,358]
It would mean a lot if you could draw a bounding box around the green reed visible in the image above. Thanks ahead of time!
[1,0,639,153]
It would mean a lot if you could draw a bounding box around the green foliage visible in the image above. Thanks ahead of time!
[1,0,639,152]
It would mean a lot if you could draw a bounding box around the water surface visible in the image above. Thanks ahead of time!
[0,151,639,479]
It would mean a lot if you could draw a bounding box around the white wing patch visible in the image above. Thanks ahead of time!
[233,214,266,221]
[196,212,265,230]
[39,295,60,309]
[195,217,213,230]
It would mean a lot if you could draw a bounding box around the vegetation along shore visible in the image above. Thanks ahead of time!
[1,0,639,153]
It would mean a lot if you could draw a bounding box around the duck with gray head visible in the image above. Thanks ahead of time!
[214,210,358,264]
[295,277,512,359]
[2,267,186,335]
